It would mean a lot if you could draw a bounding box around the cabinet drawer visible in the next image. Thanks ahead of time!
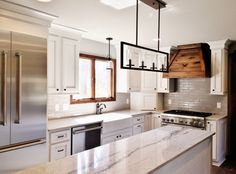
[50,141,70,161]
[133,123,144,135]
[50,129,71,144]
[102,127,132,145]
[133,115,144,124]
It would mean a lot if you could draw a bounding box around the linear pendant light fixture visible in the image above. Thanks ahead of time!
[120,0,169,73]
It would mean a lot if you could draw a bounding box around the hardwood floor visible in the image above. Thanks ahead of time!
[212,160,236,174]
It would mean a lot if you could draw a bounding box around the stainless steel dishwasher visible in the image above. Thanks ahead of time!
[71,122,102,154]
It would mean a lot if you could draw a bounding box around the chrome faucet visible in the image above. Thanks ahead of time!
[96,103,106,114]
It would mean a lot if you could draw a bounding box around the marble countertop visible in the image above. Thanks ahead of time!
[16,125,214,174]
[206,114,227,121]
[48,110,158,131]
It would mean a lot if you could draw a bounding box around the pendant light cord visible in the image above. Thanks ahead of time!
[158,2,160,51]
[108,39,111,60]
[136,0,139,45]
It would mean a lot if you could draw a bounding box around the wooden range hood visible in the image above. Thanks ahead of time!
[163,43,211,78]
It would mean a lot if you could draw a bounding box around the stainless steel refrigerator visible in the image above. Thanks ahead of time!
[0,29,47,151]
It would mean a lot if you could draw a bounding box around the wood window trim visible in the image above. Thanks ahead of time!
[70,53,116,104]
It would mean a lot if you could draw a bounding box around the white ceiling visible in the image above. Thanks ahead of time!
[6,0,236,48]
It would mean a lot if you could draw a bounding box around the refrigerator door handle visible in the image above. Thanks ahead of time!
[15,52,22,124]
[1,51,7,126]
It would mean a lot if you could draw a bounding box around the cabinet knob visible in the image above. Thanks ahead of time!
[212,89,215,92]
[56,89,59,91]
[154,88,157,90]
[64,89,67,91]
[129,88,131,90]
[165,88,167,90]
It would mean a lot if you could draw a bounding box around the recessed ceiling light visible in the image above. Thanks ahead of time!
[100,0,140,10]
[37,0,52,2]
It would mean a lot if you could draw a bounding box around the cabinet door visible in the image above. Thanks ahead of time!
[61,37,79,93]
[141,52,157,91]
[141,93,157,111]
[127,49,141,91]
[206,121,217,161]
[152,114,162,129]
[50,141,70,161]
[133,124,144,135]
[144,115,152,131]
[157,54,169,93]
[48,35,61,94]
[211,49,225,95]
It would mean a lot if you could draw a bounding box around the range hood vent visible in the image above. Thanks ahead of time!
[163,43,211,78]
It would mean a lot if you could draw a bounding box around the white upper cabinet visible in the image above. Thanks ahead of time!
[48,35,61,94]
[157,47,175,93]
[127,48,141,91]
[208,40,230,95]
[116,45,141,92]
[141,93,163,111]
[61,38,80,93]
[141,52,157,91]
[48,27,81,94]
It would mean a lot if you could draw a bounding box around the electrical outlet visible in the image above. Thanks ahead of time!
[168,99,172,105]
[217,102,221,109]
[63,104,69,111]
[55,104,60,112]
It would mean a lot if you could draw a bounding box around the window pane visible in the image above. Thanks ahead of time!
[95,60,112,98]
[78,58,92,99]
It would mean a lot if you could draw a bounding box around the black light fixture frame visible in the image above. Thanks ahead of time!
[120,0,169,73]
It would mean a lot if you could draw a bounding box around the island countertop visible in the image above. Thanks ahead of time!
[16,126,214,174]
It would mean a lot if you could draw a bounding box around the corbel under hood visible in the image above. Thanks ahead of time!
[163,43,211,78]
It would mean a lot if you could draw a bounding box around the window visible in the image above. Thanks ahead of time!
[71,54,116,104]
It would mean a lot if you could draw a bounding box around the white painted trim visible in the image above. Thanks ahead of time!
[0,0,57,27]
[49,25,82,41]
[208,39,231,50]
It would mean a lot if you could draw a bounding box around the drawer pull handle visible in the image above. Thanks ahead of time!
[119,135,122,138]
[137,119,141,121]
[57,149,64,152]
[137,125,141,128]
[57,135,65,138]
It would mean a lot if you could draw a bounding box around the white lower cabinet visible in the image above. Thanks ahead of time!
[133,124,144,135]
[144,114,153,131]
[49,129,71,161]
[50,141,70,161]
[206,117,227,166]
[102,127,133,145]
[152,114,162,129]
[133,115,145,135]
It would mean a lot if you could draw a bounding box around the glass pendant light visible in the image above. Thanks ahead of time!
[106,37,113,70]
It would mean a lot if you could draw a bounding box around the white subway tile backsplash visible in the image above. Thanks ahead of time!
[164,78,227,114]
[47,93,130,119]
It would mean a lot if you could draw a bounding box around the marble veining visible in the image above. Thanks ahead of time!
[16,126,214,174]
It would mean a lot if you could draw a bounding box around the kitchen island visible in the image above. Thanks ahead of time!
[15,126,214,174]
